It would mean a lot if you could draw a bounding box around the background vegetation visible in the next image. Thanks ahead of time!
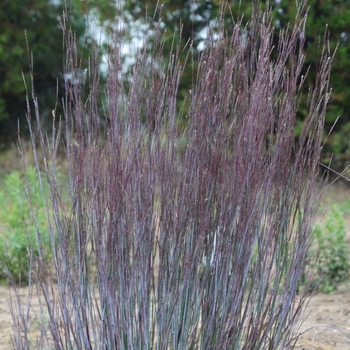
[0,167,51,282]
[1,0,350,169]
[0,0,115,144]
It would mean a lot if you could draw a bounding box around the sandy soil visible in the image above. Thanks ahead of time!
[0,284,349,349]
[295,285,350,349]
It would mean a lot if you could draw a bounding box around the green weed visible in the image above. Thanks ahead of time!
[310,205,350,292]
[0,166,51,282]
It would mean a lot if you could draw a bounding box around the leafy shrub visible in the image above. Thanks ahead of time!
[339,196,350,214]
[0,166,50,282]
[311,205,350,292]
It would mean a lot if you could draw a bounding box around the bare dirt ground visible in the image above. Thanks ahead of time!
[0,183,349,349]
[295,284,350,349]
[0,286,349,350]
[294,182,350,350]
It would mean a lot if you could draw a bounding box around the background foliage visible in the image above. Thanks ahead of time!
[122,0,350,168]
[0,0,114,145]
[1,0,350,167]
[307,205,350,293]
[0,166,51,282]
[267,0,350,166]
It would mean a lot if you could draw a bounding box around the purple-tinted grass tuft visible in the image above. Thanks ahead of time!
[10,1,333,349]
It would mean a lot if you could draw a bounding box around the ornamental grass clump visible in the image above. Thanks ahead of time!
[10,1,333,349]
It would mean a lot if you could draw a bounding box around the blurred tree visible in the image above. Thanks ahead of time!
[0,0,115,146]
[122,0,223,120]
[236,0,350,166]
[277,0,350,166]
[122,0,350,167]
[3,0,349,165]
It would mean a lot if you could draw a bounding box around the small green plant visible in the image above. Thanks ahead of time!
[311,205,350,292]
[339,197,350,214]
[0,166,50,282]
